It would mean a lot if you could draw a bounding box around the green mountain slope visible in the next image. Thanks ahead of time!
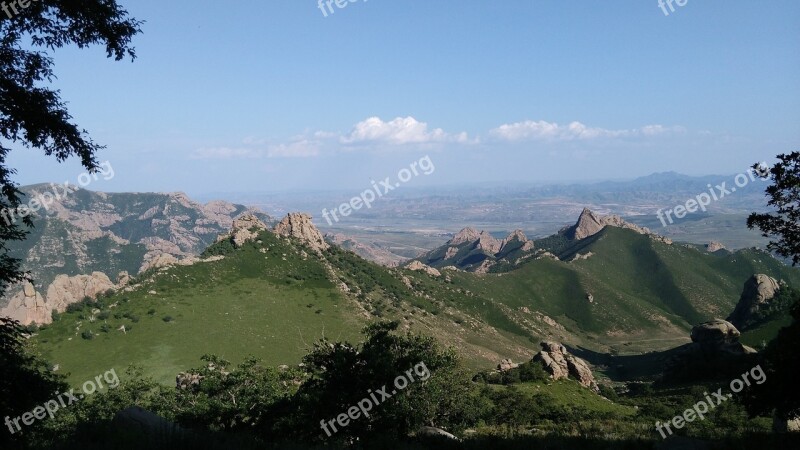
[29,221,799,386]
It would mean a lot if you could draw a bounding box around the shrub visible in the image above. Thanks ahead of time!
[97,311,110,321]
[147,308,156,316]
[163,316,174,323]
[81,330,93,340]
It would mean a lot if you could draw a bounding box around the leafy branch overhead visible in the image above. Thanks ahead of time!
[0,1,142,293]
[748,151,800,266]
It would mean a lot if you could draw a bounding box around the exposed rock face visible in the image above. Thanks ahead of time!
[419,227,536,272]
[706,241,726,253]
[404,260,441,277]
[498,229,535,254]
[227,213,268,248]
[274,213,329,253]
[6,185,270,290]
[564,208,672,244]
[0,282,48,324]
[727,274,782,329]
[0,272,116,325]
[532,342,598,391]
[450,227,482,246]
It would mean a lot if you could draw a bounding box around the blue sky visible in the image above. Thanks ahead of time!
[7,0,800,196]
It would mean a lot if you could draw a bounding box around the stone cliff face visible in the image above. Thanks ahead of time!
[1,272,117,325]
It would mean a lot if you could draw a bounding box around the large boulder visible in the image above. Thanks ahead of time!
[532,342,598,392]
[727,274,782,329]
[228,213,269,247]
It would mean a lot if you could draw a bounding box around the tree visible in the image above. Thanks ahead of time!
[0,317,66,448]
[282,321,481,444]
[747,151,800,265]
[0,1,142,295]
[743,151,800,425]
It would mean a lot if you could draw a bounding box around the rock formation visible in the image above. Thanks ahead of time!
[225,213,269,248]
[664,319,758,383]
[419,227,536,272]
[274,213,329,253]
[532,342,598,391]
[404,260,441,277]
[0,272,117,325]
[564,208,672,244]
[727,274,782,329]
[497,358,519,372]
[706,241,726,253]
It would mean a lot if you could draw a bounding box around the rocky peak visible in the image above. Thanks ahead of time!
[476,231,502,254]
[450,227,482,246]
[499,229,534,254]
[706,241,726,253]
[274,213,329,253]
[565,208,671,244]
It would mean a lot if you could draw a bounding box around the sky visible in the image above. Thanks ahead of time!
[6,0,800,196]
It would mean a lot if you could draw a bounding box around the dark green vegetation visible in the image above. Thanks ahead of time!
[6,317,800,450]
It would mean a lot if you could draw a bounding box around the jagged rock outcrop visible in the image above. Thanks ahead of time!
[0,272,116,325]
[274,213,329,253]
[419,227,536,272]
[532,342,598,391]
[227,213,269,247]
[404,261,441,277]
[498,229,535,254]
[0,282,48,324]
[564,208,672,244]
[706,241,726,253]
[727,274,782,329]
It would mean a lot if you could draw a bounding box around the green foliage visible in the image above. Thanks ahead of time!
[81,330,94,340]
[0,317,67,448]
[748,152,800,266]
[284,321,481,444]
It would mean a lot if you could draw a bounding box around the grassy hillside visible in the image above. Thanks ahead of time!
[30,226,800,387]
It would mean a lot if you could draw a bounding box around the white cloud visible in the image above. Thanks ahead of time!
[341,116,470,145]
[490,120,684,141]
[266,140,320,158]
